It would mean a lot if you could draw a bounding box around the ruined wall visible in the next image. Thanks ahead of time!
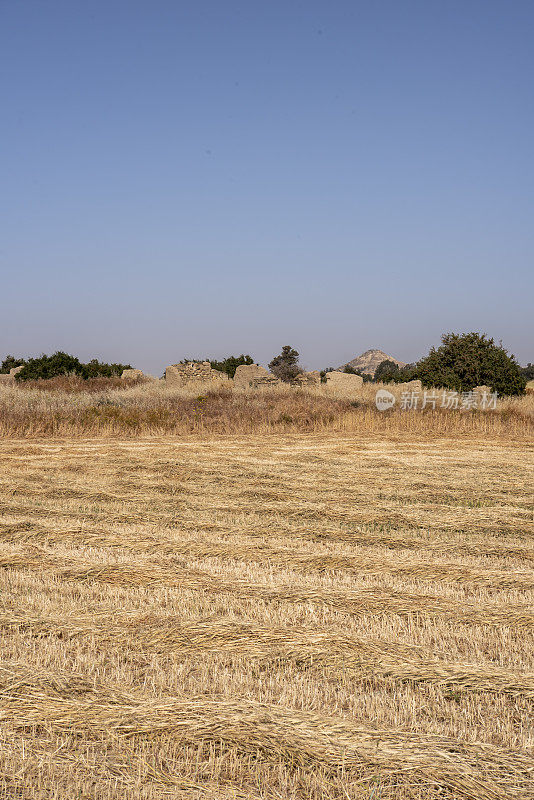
[325,371,364,390]
[291,371,321,387]
[233,364,270,388]
[121,369,145,380]
[0,366,24,386]
[165,361,229,387]
[250,375,281,388]
[235,366,321,390]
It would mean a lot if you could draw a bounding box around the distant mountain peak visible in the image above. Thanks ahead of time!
[340,349,406,376]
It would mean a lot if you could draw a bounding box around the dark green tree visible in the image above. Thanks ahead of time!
[0,355,25,374]
[520,363,534,381]
[209,354,254,379]
[269,345,302,382]
[83,359,131,378]
[415,333,525,395]
[15,352,86,381]
[374,360,400,382]
[343,365,374,383]
[15,353,132,381]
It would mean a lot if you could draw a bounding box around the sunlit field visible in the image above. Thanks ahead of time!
[0,379,532,437]
[0,383,532,798]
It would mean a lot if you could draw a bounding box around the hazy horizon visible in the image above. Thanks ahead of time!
[2,1,533,375]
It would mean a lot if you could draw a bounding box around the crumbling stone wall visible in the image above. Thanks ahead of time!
[325,371,363,390]
[121,368,145,380]
[251,375,281,388]
[235,365,321,390]
[233,364,270,388]
[0,366,24,386]
[291,370,321,387]
[165,361,229,387]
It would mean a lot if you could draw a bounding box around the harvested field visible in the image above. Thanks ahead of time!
[0,433,533,799]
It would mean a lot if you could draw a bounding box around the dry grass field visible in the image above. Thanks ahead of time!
[0,385,533,799]
[0,379,533,438]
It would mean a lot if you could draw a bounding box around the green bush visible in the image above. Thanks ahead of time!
[179,355,255,379]
[14,352,132,381]
[16,352,86,381]
[343,365,374,383]
[209,354,254,378]
[414,333,525,395]
[0,355,25,374]
[375,362,418,384]
[374,360,400,382]
[82,359,132,378]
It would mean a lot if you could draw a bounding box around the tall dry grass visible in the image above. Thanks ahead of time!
[0,379,532,438]
[14,374,150,393]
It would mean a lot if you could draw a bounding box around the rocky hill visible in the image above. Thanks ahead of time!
[340,349,406,376]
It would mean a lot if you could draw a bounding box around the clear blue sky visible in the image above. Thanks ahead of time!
[2,0,533,373]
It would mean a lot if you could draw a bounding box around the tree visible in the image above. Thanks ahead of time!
[0,355,25,374]
[83,359,132,378]
[521,363,534,381]
[415,333,525,395]
[14,352,132,381]
[374,360,400,383]
[15,352,86,381]
[269,345,302,382]
[209,354,254,379]
[343,365,374,383]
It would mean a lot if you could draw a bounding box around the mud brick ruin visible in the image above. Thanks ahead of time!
[250,375,281,388]
[325,371,363,390]
[120,368,145,380]
[291,371,321,386]
[165,361,229,387]
[0,366,24,386]
[233,364,321,389]
[233,364,273,388]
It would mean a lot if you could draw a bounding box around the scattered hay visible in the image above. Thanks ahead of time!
[2,549,533,629]
[0,434,532,799]
[0,668,532,800]
[1,613,532,698]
